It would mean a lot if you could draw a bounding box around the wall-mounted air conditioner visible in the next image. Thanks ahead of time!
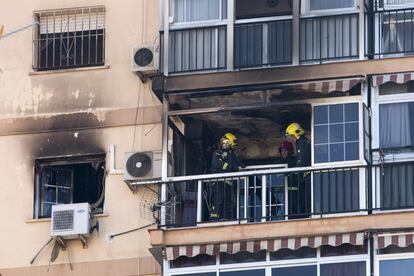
[132,45,159,74]
[51,203,91,239]
[123,151,162,182]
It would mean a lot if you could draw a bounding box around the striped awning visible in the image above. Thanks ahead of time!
[376,232,414,249]
[288,78,363,94]
[165,232,365,261]
[372,72,414,87]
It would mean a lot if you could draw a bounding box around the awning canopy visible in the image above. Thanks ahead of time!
[165,232,366,261]
[287,78,363,94]
[372,72,414,87]
[376,232,414,249]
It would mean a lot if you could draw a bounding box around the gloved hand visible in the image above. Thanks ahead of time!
[221,151,228,160]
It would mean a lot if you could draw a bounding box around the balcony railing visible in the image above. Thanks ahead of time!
[366,7,414,57]
[161,164,366,228]
[374,161,414,210]
[164,25,227,74]
[234,18,292,69]
[300,13,360,63]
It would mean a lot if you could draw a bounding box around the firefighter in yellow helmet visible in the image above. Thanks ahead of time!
[208,133,241,221]
[285,123,311,219]
[285,123,311,167]
[210,132,241,173]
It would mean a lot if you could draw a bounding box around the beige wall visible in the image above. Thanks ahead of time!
[0,0,162,274]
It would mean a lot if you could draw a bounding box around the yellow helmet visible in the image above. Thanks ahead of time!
[221,132,237,148]
[286,123,304,139]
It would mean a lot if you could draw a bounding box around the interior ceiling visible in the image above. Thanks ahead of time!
[169,87,349,111]
[183,104,311,140]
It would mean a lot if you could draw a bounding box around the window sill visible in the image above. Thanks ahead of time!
[28,65,110,76]
[26,212,109,223]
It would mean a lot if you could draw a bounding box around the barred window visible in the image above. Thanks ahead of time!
[33,6,105,71]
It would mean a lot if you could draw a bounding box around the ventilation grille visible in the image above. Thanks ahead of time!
[52,209,74,231]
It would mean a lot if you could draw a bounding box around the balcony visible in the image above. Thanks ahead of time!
[161,12,361,75]
[161,164,366,228]
[366,6,414,57]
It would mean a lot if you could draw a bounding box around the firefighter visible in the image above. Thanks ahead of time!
[285,123,311,167]
[285,123,311,218]
[208,133,241,221]
[210,132,241,173]
[278,140,296,168]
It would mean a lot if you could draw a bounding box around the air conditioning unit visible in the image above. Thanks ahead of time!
[124,151,162,182]
[51,203,91,239]
[132,45,159,74]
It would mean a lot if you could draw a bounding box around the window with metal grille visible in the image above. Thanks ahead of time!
[33,6,105,71]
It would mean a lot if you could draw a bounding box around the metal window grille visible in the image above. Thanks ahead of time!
[33,6,105,71]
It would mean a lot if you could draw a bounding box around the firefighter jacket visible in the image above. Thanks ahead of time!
[296,136,311,167]
[210,149,242,173]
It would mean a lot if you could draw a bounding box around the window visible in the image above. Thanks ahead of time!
[380,258,414,276]
[172,0,227,23]
[320,244,367,257]
[379,102,414,149]
[34,155,105,218]
[270,247,317,260]
[235,0,292,20]
[272,265,317,276]
[381,10,414,55]
[171,254,216,268]
[314,103,360,163]
[33,6,105,71]
[308,0,355,11]
[320,261,366,276]
[221,269,265,276]
[384,0,414,5]
[220,251,266,264]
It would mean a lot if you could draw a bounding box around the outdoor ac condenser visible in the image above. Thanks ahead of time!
[51,203,91,238]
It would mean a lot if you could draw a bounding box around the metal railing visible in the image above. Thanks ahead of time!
[165,25,227,74]
[373,160,414,211]
[161,164,366,228]
[234,18,293,69]
[299,13,359,63]
[366,7,414,57]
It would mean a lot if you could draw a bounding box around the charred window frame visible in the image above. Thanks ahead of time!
[33,6,105,71]
[34,154,106,219]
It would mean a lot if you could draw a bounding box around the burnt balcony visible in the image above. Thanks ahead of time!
[160,164,367,228]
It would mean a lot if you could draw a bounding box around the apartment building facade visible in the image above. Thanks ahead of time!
[0,0,162,275]
[145,1,414,276]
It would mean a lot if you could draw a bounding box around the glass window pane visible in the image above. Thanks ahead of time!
[220,251,266,264]
[270,247,317,260]
[321,244,367,257]
[329,104,344,123]
[345,122,359,141]
[315,125,329,144]
[330,124,344,143]
[174,273,216,276]
[43,203,53,217]
[44,186,56,203]
[345,103,359,122]
[221,269,265,276]
[171,254,216,268]
[321,261,366,276]
[380,259,414,276]
[272,265,317,276]
[174,0,221,23]
[345,142,359,160]
[315,144,329,163]
[315,105,328,124]
[57,188,71,204]
[55,169,72,187]
[310,0,354,11]
[330,143,345,162]
[378,244,414,254]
